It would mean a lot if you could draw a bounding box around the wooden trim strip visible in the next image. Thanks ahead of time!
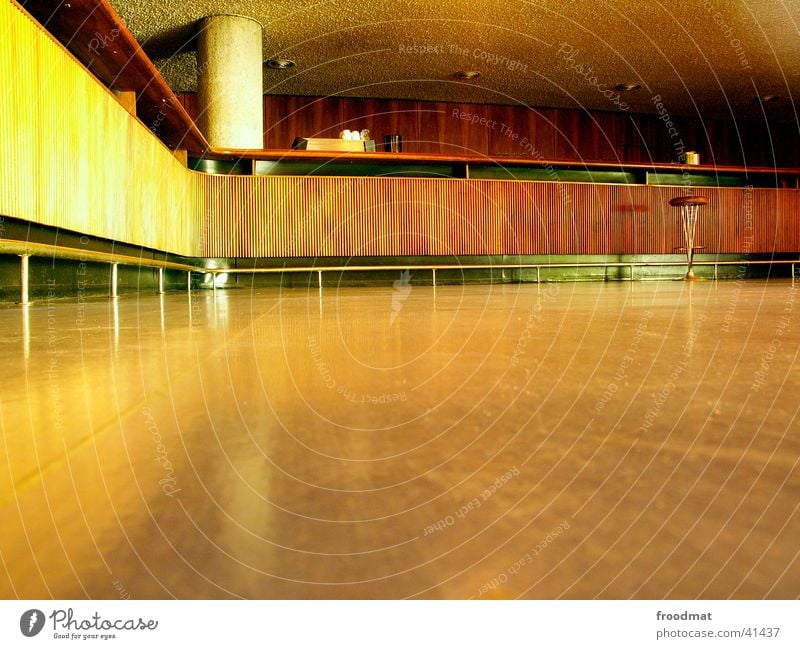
[17,0,208,152]
[0,239,202,272]
[202,260,799,274]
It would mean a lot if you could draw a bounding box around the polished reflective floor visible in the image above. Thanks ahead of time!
[1,279,798,599]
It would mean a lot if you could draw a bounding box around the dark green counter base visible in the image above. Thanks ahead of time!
[0,256,188,303]
[2,253,794,300]
[210,254,797,289]
[0,215,196,302]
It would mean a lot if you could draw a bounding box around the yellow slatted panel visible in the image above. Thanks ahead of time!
[0,1,201,256]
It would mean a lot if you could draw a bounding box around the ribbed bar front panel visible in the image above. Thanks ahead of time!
[202,177,799,258]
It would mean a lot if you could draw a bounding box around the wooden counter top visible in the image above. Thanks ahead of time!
[201,148,800,176]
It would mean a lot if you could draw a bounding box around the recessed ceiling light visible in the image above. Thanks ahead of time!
[754,94,780,104]
[265,58,295,70]
[455,70,481,80]
[614,82,641,92]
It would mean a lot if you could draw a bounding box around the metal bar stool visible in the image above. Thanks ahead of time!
[670,195,708,280]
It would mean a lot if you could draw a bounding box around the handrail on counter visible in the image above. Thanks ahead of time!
[3,238,796,305]
[213,260,799,288]
[0,238,203,304]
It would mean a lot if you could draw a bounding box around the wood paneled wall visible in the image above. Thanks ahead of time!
[1,1,202,257]
[175,93,800,168]
[201,177,799,258]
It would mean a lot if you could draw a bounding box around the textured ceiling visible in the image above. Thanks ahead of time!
[108,0,800,121]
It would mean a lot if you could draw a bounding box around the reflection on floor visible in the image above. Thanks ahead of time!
[1,280,798,599]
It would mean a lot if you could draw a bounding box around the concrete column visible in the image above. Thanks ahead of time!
[197,15,263,149]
